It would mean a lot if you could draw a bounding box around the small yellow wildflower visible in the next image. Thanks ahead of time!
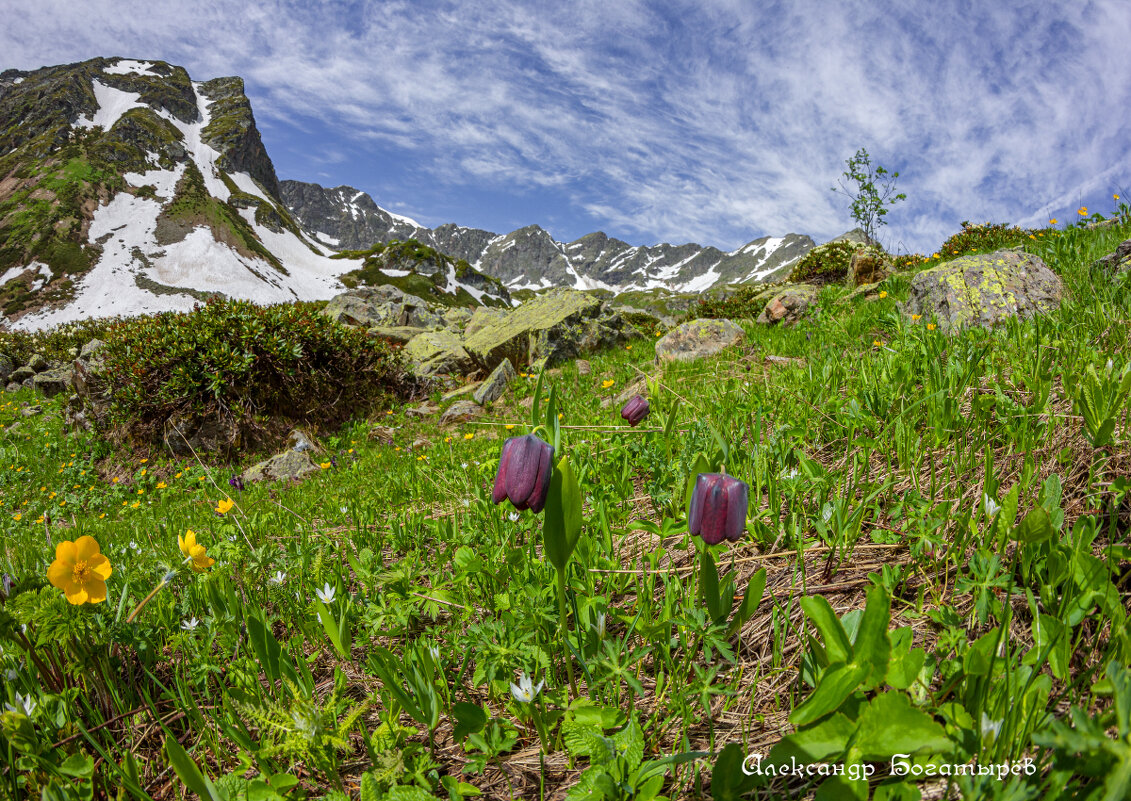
[873,339,882,347]
[137,489,144,495]
[625,345,632,350]
[1078,207,1087,216]
[879,291,888,298]
[215,498,234,515]
[1049,218,1057,225]
[927,323,937,331]
[130,501,140,509]
[1115,194,1121,201]
[12,513,21,521]
[139,468,146,476]
[319,461,331,469]
[156,482,167,489]
[464,433,474,440]
[48,536,111,605]
[112,477,120,484]
[911,314,922,321]
[386,410,393,415]
[601,379,614,388]
[505,424,515,430]
[175,472,183,478]
[140,458,148,464]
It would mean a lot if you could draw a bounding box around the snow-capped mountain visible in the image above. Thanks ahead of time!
[0,58,506,330]
[281,180,815,293]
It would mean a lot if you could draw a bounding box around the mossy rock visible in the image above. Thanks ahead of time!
[654,318,745,363]
[404,329,473,376]
[904,249,1062,332]
[756,284,820,326]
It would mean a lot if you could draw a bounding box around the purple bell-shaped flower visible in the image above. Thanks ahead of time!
[620,395,650,427]
[688,473,749,544]
[492,434,554,513]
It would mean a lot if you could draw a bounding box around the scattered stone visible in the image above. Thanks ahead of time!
[440,400,483,425]
[369,426,396,445]
[473,358,517,405]
[163,412,243,457]
[288,428,318,452]
[463,288,630,371]
[5,383,19,393]
[765,355,806,367]
[323,285,444,329]
[576,360,591,376]
[368,325,429,345]
[32,366,73,397]
[655,318,746,363]
[0,354,12,384]
[1092,239,1131,275]
[464,306,509,339]
[9,366,34,385]
[615,379,647,405]
[904,249,1062,332]
[404,330,474,376]
[242,449,320,484]
[441,382,482,402]
[406,403,438,418]
[410,437,432,450]
[26,354,48,373]
[848,246,892,288]
[20,405,42,418]
[756,285,820,326]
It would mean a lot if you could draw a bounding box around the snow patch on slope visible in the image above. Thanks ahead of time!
[74,81,146,130]
[124,164,185,199]
[104,60,160,77]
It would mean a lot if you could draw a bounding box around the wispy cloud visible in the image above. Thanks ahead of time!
[3,0,1131,252]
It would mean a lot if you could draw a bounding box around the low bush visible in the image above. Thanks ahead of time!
[936,220,1041,259]
[96,297,410,443]
[686,284,776,321]
[787,239,863,284]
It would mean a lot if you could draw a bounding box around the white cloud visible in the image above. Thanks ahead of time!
[3,1,1131,252]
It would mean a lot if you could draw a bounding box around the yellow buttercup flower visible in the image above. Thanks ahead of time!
[1078,207,1087,216]
[601,379,614,388]
[48,536,111,605]
[1115,194,1120,201]
[927,323,937,331]
[464,433,474,440]
[215,498,234,515]
[879,291,888,298]
[1048,218,1057,225]
[873,339,882,347]
[178,530,215,573]
[505,424,515,430]
[319,461,331,469]
[911,314,922,321]
[156,482,167,489]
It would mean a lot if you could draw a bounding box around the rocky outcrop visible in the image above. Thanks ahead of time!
[404,330,473,376]
[473,358,516,405]
[848,247,892,287]
[241,448,320,484]
[199,76,280,198]
[655,319,746,363]
[757,285,820,326]
[463,288,632,371]
[322,285,444,329]
[904,249,1063,332]
[1092,239,1131,276]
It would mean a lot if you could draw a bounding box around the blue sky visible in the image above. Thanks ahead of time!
[4,0,1131,254]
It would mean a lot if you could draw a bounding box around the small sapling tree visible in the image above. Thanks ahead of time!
[832,147,906,244]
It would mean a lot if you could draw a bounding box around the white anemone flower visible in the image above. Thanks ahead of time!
[315,583,336,604]
[983,495,1001,517]
[269,570,287,586]
[510,671,545,704]
[181,617,200,632]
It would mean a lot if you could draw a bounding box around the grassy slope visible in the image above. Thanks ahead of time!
[0,219,1129,799]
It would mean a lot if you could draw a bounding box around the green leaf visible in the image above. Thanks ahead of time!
[164,735,225,801]
[963,628,999,677]
[790,663,867,726]
[728,567,766,638]
[710,742,757,801]
[800,595,853,665]
[452,702,487,743]
[543,456,582,572]
[853,585,891,689]
[1015,506,1053,544]
[531,365,546,428]
[854,692,951,761]
[885,628,926,691]
[767,712,856,765]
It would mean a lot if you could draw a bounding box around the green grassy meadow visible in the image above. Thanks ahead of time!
[0,215,1130,800]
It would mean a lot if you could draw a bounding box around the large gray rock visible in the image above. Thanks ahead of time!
[9,366,35,384]
[242,449,321,484]
[1092,239,1131,276]
[367,325,429,345]
[463,306,508,339]
[32,366,73,397]
[26,354,48,373]
[463,288,630,371]
[473,358,516,405]
[0,353,12,384]
[404,330,474,376]
[848,246,892,288]
[163,411,244,457]
[756,285,820,326]
[904,249,1062,332]
[655,319,745,363]
[323,285,444,329]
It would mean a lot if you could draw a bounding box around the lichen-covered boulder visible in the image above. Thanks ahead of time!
[32,366,73,397]
[463,306,509,339]
[0,354,12,384]
[367,325,430,345]
[655,319,745,363]
[848,246,892,288]
[473,358,516,405]
[323,285,444,329]
[756,284,820,326]
[404,330,474,376]
[440,400,482,425]
[463,288,629,371]
[241,449,320,484]
[1092,239,1131,275]
[905,249,1062,332]
[443,307,474,331]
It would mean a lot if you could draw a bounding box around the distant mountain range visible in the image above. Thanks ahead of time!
[0,57,815,331]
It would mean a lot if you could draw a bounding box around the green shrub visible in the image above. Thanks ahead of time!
[787,240,863,285]
[0,317,118,366]
[937,221,1040,260]
[96,298,409,443]
[685,285,776,321]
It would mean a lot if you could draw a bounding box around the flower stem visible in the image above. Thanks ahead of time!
[555,568,577,699]
[125,577,169,624]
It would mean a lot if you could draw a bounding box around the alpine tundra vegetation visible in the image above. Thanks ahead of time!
[0,58,1130,801]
